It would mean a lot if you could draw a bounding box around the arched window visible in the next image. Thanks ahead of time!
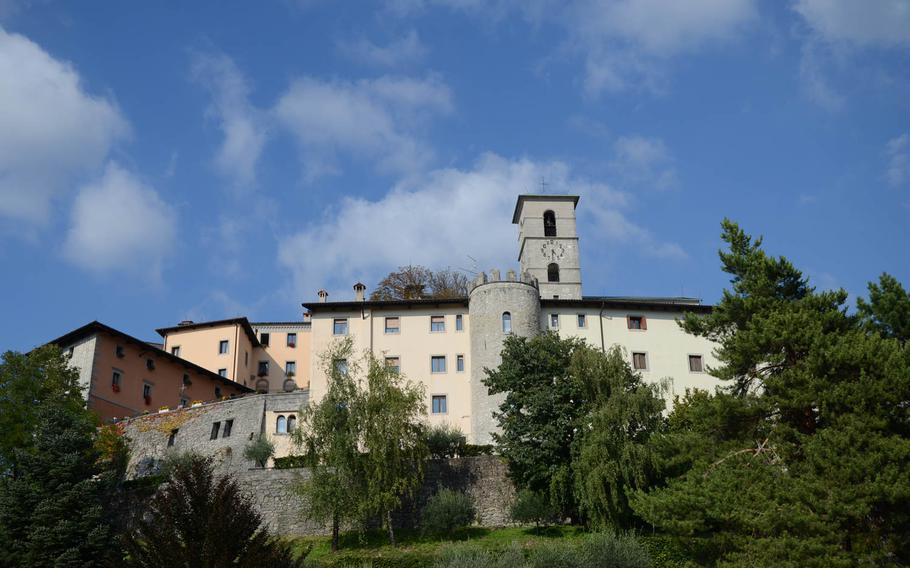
[502,312,512,334]
[543,210,557,237]
[276,415,287,434]
[547,263,560,282]
[287,415,297,433]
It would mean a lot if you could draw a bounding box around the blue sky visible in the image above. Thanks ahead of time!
[1,0,908,352]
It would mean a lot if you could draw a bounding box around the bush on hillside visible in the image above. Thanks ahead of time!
[421,488,476,536]
[426,424,467,459]
[510,489,559,530]
[434,533,651,568]
[244,434,276,468]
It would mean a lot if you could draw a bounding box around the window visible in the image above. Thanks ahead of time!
[171,346,181,357]
[550,314,559,329]
[689,355,704,373]
[577,314,587,328]
[547,263,560,282]
[287,333,297,347]
[456,354,465,372]
[223,419,233,438]
[67,346,74,358]
[385,316,400,334]
[632,352,648,371]
[334,359,348,376]
[385,356,400,373]
[218,368,227,378]
[430,315,446,332]
[182,373,191,386]
[111,370,121,388]
[180,398,188,407]
[142,383,152,398]
[210,422,221,440]
[627,315,646,330]
[502,312,512,333]
[260,332,270,346]
[432,395,447,414]
[287,415,297,433]
[215,386,222,398]
[258,361,269,376]
[543,210,557,237]
[455,314,464,331]
[115,345,124,358]
[333,319,348,335]
[286,361,296,376]
[245,351,249,367]
[431,356,447,373]
[146,358,155,370]
[219,340,229,354]
[276,415,287,434]
[167,429,178,447]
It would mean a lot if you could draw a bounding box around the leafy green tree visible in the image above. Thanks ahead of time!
[0,404,117,566]
[857,272,910,342]
[484,333,586,516]
[510,489,559,532]
[123,454,303,567]
[359,353,428,546]
[570,345,666,529]
[243,434,275,468]
[426,424,467,459]
[0,345,86,471]
[631,220,910,566]
[293,338,365,552]
[420,488,476,536]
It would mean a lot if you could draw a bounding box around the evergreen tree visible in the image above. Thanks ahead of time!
[631,220,910,566]
[0,405,116,566]
[857,272,910,342]
[123,455,302,567]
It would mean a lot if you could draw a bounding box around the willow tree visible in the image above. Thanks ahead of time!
[358,354,428,546]
[293,338,365,552]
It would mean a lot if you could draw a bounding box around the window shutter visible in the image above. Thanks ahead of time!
[641,316,647,330]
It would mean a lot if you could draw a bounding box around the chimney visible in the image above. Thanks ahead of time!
[317,289,329,303]
[353,282,367,302]
[178,320,194,326]
[303,311,312,323]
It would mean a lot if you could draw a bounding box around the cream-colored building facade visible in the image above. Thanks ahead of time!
[148,194,720,445]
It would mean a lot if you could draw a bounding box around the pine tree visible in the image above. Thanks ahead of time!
[0,405,116,566]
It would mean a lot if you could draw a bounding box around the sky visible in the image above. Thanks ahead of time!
[1,0,909,352]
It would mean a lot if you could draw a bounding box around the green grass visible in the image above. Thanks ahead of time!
[290,526,691,568]
[293,525,589,567]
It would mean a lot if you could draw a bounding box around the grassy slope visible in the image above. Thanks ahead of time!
[292,526,686,567]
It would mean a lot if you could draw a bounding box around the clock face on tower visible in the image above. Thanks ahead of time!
[540,240,566,262]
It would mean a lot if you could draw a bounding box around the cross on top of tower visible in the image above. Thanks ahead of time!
[539,176,548,192]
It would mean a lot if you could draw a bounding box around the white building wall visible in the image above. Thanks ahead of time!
[66,333,98,400]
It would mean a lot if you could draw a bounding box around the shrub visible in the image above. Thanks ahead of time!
[510,489,558,530]
[421,488,476,536]
[460,444,494,457]
[274,454,309,469]
[436,542,524,568]
[244,434,276,467]
[576,532,651,568]
[426,424,467,459]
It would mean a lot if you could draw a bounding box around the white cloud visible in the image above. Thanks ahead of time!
[63,162,177,280]
[793,0,910,47]
[191,52,266,190]
[273,75,452,179]
[0,26,128,224]
[337,30,427,67]
[798,40,846,111]
[609,135,678,190]
[886,133,909,188]
[278,153,684,302]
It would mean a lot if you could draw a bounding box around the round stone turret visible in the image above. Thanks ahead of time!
[468,273,541,445]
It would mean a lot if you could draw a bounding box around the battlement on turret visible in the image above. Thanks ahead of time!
[470,268,539,292]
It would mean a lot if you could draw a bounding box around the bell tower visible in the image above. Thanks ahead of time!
[512,194,582,299]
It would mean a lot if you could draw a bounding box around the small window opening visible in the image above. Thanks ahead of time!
[502,312,512,334]
[543,210,557,237]
[547,263,560,282]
